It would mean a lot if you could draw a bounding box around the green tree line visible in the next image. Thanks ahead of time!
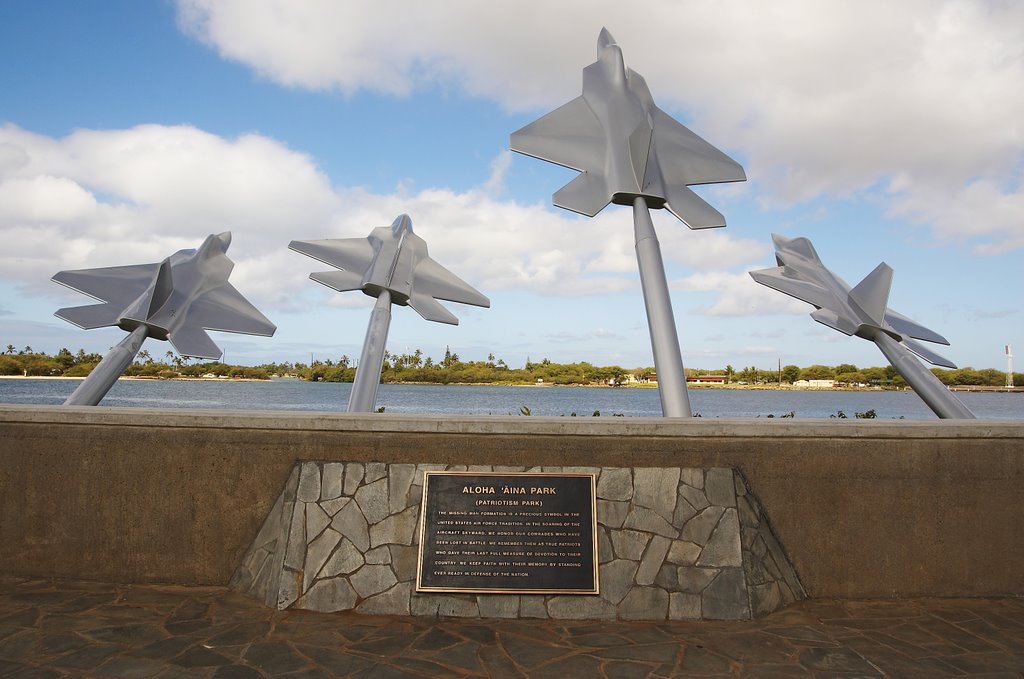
[2,344,1021,388]
[0,345,271,380]
[302,348,632,386]
[701,362,1022,388]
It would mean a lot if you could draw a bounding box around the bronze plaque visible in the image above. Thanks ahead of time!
[416,472,598,594]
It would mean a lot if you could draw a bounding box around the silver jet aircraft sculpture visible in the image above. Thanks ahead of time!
[290,214,489,412]
[750,233,974,419]
[52,232,277,406]
[510,28,746,417]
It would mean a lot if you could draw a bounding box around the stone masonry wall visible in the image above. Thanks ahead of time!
[231,463,804,621]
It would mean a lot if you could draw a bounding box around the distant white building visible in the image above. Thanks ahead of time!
[794,379,835,389]
[687,375,727,384]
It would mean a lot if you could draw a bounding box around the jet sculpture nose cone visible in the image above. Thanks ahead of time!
[390,214,414,237]
[597,27,616,51]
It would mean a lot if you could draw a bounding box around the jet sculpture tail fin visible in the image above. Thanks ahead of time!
[848,263,893,328]
[553,172,611,217]
[409,292,460,325]
[168,325,222,360]
[662,184,729,229]
[310,269,366,293]
[54,302,125,330]
[902,337,956,369]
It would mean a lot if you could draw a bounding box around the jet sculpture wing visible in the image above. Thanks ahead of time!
[650,107,746,228]
[171,282,277,358]
[53,264,162,329]
[650,107,747,186]
[511,97,610,217]
[509,97,605,174]
[289,238,374,293]
[748,266,838,313]
[288,238,375,277]
[404,248,491,325]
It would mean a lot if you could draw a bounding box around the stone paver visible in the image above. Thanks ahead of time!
[1,577,1022,677]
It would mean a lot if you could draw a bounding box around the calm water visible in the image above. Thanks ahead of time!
[1,378,1021,419]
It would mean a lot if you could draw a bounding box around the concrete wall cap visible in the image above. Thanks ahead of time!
[1,404,1021,439]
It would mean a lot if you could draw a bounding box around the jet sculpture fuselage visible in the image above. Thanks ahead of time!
[360,216,419,304]
[120,233,233,340]
[750,233,956,369]
[586,39,656,208]
[510,28,746,228]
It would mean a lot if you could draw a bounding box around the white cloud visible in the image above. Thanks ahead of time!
[0,123,764,320]
[174,0,604,107]
[656,220,769,272]
[482,151,512,196]
[886,174,1024,254]
[673,270,810,317]
[176,0,1024,253]
[0,176,98,222]
[0,142,30,177]
[0,123,344,301]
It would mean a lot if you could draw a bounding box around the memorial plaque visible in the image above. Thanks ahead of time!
[416,472,598,594]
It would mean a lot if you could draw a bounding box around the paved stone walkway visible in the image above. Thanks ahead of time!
[1,577,1021,678]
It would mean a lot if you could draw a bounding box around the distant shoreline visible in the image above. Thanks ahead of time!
[0,375,269,383]
[3,374,1019,393]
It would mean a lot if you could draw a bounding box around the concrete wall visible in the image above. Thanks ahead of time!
[1,404,1021,599]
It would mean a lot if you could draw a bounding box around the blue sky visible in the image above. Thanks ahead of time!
[1,0,1021,373]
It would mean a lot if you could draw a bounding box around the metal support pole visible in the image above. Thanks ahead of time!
[64,325,149,406]
[633,197,692,417]
[348,291,392,413]
[873,331,975,419]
